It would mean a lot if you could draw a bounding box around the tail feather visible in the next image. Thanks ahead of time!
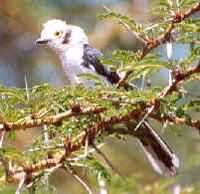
[133,121,179,176]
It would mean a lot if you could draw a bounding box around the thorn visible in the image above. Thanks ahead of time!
[0,130,6,148]
[15,172,27,194]
[82,137,88,176]
[43,124,48,145]
[168,70,173,87]
[24,73,30,100]
[101,4,111,12]
[91,142,126,181]
[161,120,169,134]
[63,165,93,194]
[166,41,173,60]
[96,179,108,194]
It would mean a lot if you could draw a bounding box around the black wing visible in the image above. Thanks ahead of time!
[82,44,122,85]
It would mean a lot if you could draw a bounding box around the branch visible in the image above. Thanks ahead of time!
[0,106,106,133]
[5,59,200,183]
[181,2,200,20]
[150,114,200,132]
[117,1,200,87]
[6,107,143,182]
[4,58,200,185]
[157,60,200,98]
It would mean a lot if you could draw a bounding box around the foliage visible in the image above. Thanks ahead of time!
[0,0,200,193]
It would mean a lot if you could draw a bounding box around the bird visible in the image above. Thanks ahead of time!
[36,19,179,176]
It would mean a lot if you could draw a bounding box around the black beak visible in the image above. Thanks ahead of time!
[35,38,50,44]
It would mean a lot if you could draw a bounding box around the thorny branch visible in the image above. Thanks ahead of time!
[158,61,200,97]
[117,1,200,87]
[0,106,106,133]
[150,113,200,132]
[2,59,200,186]
[4,58,200,185]
[116,1,200,132]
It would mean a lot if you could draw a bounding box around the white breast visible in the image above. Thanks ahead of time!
[60,45,84,66]
[59,45,96,86]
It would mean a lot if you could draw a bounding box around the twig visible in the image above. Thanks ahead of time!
[158,60,200,97]
[173,184,181,194]
[168,70,173,87]
[63,165,93,194]
[101,5,147,44]
[0,106,106,132]
[91,142,126,181]
[68,143,105,161]
[15,172,27,194]
[9,108,139,178]
[130,59,200,131]
[166,40,173,87]
[25,144,65,152]
[150,113,200,132]
[161,120,169,134]
[43,124,49,189]
[43,124,49,144]
[82,136,88,176]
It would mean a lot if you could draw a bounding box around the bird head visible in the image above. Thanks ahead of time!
[36,19,88,53]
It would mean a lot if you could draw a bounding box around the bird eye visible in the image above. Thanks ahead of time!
[54,31,63,37]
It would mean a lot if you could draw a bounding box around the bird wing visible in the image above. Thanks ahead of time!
[82,44,121,85]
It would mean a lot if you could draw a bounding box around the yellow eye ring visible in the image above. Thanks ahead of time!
[54,31,63,37]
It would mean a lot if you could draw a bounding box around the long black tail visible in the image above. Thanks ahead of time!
[131,121,179,176]
[83,44,179,176]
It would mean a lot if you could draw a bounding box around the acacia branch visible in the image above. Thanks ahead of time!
[150,113,200,132]
[0,106,106,133]
[6,107,143,182]
[157,60,200,98]
[4,58,200,184]
[117,1,200,87]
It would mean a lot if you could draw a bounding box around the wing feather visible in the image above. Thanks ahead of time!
[82,44,121,85]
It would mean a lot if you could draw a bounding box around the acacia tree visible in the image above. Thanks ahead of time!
[0,0,200,193]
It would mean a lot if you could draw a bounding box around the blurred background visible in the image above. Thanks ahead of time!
[0,0,200,193]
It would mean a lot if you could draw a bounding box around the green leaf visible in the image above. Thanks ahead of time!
[77,73,105,86]
[9,131,15,140]
[98,11,144,35]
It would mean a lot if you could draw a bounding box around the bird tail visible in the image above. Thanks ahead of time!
[133,121,179,176]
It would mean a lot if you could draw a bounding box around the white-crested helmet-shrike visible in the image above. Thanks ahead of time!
[36,19,179,176]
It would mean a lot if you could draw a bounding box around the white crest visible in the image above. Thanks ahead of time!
[38,19,89,53]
